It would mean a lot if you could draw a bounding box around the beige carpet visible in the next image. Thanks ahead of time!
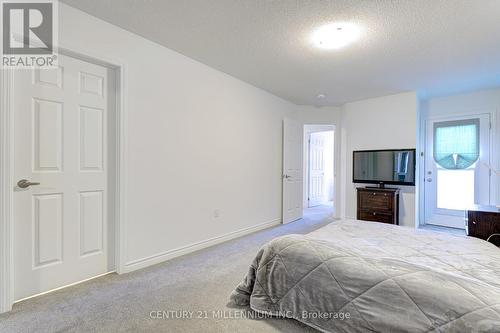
[0,205,334,333]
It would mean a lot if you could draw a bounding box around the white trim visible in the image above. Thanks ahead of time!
[122,218,281,273]
[418,102,426,228]
[419,108,497,228]
[0,46,128,313]
[0,68,14,313]
[114,62,128,275]
[303,125,335,209]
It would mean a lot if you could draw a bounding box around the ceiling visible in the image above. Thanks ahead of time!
[61,0,500,106]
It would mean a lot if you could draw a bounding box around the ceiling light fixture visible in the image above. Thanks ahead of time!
[317,94,326,99]
[312,22,361,50]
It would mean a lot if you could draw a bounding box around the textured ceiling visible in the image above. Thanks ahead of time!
[61,0,500,106]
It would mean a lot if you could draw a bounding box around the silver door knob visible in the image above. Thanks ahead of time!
[17,179,40,188]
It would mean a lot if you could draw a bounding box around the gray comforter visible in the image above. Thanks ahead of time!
[230,220,500,332]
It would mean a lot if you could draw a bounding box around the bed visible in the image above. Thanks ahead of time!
[230,220,500,332]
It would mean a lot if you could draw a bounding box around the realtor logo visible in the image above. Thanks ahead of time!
[1,0,58,68]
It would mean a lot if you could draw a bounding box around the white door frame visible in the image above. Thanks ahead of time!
[424,114,490,229]
[0,45,129,313]
[419,108,497,227]
[303,125,335,209]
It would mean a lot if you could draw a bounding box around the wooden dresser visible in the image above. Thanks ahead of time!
[466,205,500,247]
[356,187,400,225]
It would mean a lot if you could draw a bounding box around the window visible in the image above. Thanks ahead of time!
[434,119,479,170]
[433,118,480,210]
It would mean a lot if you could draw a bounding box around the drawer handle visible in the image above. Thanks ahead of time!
[373,212,377,216]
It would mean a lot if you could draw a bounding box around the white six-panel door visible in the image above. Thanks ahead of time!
[13,54,111,300]
[308,132,326,207]
[283,118,303,224]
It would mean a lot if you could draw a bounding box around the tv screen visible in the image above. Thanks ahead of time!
[353,149,416,186]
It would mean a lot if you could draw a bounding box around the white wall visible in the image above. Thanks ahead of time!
[340,92,419,227]
[420,88,500,207]
[292,106,342,125]
[59,4,296,271]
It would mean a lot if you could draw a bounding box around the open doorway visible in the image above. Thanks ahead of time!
[303,125,334,215]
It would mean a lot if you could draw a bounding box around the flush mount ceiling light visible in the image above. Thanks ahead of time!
[317,94,326,99]
[312,22,361,50]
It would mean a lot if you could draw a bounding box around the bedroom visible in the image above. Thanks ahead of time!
[0,0,499,332]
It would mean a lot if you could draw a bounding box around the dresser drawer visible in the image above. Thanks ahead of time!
[357,188,400,225]
[358,191,392,212]
[359,210,394,224]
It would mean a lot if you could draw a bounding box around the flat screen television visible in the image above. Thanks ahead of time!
[353,149,416,186]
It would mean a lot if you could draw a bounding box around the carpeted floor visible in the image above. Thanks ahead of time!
[0,205,335,333]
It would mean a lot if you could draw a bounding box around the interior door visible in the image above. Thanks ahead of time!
[308,132,325,207]
[424,114,491,229]
[283,118,303,224]
[13,54,112,300]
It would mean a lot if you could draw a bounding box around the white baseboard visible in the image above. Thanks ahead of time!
[122,218,281,273]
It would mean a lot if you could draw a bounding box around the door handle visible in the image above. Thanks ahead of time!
[426,178,432,182]
[283,174,291,179]
[17,179,41,189]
